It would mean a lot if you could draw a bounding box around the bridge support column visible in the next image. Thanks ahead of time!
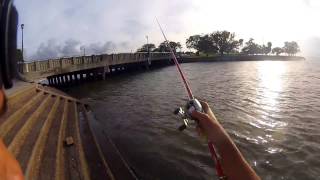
[49,78,53,86]
[102,66,110,80]
[57,76,61,86]
[67,74,72,86]
[54,76,58,86]
[62,75,66,86]
[74,74,78,84]
[47,78,51,86]
[86,71,92,81]
[65,74,70,86]
[64,75,69,86]
[71,72,78,84]
[80,73,84,82]
[65,74,69,85]
[61,75,65,87]
[92,71,97,81]
[60,76,65,87]
[52,77,55,86]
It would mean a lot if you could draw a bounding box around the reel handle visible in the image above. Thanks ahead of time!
[186,98,203,116]
[174,98,203,131]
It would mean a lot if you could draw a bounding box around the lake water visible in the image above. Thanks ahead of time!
[68,58,320,180]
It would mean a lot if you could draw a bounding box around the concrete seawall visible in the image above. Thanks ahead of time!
[181,55,305,63]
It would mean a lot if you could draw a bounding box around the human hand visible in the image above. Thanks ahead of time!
[190,101,220,136]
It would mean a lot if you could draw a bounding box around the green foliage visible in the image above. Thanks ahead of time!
[136,31,300,58]
[272,47,284,55]
[210,31,242,55]
[137,43,156,52]
[283,41,300,56]
[261,42,272,55]
[241,39,262,55]
[157,41,182,53]
[186,35,201,51]
[186,31,241,56]
[198,35,218,55]
[16,49,23,62]
[185,30,300,56]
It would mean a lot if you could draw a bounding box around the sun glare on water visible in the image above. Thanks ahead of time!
[257,61,286,109]
[247,61,289,134]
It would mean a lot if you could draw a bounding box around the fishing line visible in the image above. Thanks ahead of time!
[156,18,194,100]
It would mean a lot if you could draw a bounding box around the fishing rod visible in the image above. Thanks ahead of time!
[156,18,227,180]
[156,18,193,100]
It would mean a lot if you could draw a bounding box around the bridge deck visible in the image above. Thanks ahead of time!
[0,84,137,180]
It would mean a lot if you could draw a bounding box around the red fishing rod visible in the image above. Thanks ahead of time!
[156,18,227,179]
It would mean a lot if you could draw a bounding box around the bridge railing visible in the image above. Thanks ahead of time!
[20,52,172,73]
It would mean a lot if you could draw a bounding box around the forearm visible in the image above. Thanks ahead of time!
[206,123,260,180]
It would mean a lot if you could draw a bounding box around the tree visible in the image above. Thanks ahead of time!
[157,41,182,53]
[186,34,218,56]
[238,39,244,49]
[210,31,242,55]
[272,47,283,55]
[283,41,300,56]
[198,35,218,56]
[16,49,23,62]
[241,38,262,55]
[261,42,272,55]
[186,35,201,51]
[137,43,156,52]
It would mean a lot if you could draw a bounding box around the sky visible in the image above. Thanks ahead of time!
[15,0,320,60]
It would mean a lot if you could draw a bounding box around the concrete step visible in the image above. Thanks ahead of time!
[0,84,136,180]
[8,95,53,156]
[25,97,62,179]
[0,90,44,137]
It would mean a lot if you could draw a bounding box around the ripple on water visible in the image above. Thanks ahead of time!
[68,60,320,180]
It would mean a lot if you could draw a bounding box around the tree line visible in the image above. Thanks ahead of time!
[137,30,300,56]
[137,41,182,53]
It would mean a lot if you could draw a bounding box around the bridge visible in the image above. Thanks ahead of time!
[20,52,173,87]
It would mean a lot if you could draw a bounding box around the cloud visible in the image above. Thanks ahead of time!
[31,39,62,60]
[81,41,117,55]
[60,39,81,57]
[303,0,310,6]
[14,0,320,59]
[31,39,118,60]
[15,0,195,60]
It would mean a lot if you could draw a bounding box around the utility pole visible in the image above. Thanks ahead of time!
[21,24,24,61]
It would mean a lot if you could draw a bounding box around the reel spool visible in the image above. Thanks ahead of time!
[174,99,203,131]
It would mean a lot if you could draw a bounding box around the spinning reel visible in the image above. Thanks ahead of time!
[174,98,203,131]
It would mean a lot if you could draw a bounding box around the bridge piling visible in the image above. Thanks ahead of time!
[51,77,55,86]
[66,74,71,86]
[54,76,58,86]
[80,73,84,82]
[58,76,61,86]
[60,76,65,87]
[49,77,53,86]
[48,78,51,86]
[74,74,77,84]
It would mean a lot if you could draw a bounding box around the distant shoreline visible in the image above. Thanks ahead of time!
[181,55,305,63]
